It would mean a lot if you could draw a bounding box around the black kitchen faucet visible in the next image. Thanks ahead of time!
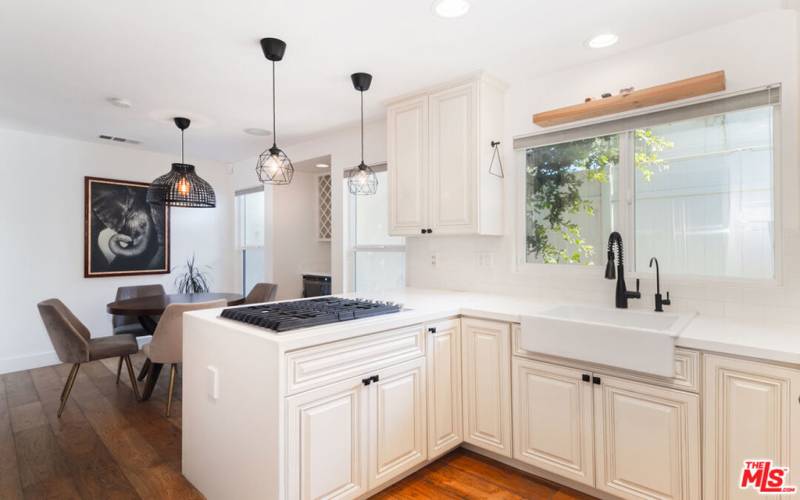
[605,232,641,308]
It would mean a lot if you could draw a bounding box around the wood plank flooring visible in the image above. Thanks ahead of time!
[1,353,594,500]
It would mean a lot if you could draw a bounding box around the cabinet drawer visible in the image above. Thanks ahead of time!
[286,325,426,395]
[512,324,700,393]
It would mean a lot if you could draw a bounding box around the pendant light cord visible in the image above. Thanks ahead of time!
[181,128,185,164]
[360,90,364,166]
[272,60,277,148]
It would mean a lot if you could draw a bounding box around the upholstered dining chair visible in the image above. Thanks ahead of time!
[37,299,141,417]
[142,299,226,416]
[112,284,165,384]
[244,282,278,304]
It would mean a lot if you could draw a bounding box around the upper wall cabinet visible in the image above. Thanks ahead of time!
[387,73,506,236]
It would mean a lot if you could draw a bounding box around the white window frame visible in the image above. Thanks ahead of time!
[235,186,266,295]
[346,164,406,292]
[513,86,783,287]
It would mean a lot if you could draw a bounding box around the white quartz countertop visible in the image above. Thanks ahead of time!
[186,287,800,366]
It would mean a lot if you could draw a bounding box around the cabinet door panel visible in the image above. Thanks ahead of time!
[387,97,428,235]
[427,319,463,459]
[512,358,594,486]
[369,357,427,489]
[429,83,477,234]
[286,377,368,500]
[595,375,700,500]
[461,318,512,457]
[704,355,800,500]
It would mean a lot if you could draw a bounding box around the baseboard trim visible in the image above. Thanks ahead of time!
[0,336,151,375]
[0,351,60,375]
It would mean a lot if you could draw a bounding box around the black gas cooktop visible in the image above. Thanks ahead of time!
[220,297,403,332]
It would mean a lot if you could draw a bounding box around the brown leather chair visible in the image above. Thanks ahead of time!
[142,300,226,416]
[111,284,165,384]
[112,284,165,336]
[244,282,278,304]
[37,299,141,417]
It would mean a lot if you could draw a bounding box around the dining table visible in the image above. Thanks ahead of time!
[107,292,244,400]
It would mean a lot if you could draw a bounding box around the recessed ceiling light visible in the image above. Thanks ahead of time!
[586,33,619,49]
[432,0,470,19]
[244,127,272,136]
[107,97,132,108]
[315,163,329,169]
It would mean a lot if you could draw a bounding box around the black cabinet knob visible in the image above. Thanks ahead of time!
[370,375,379,383]
[420,229,425,234]
[362,377,372,386]
[427,228,433,234]
[428,327,437,333]
[582,374,591,383]
[592,376,601,385]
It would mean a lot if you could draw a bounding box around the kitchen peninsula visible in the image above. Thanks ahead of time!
[182,288,800,500]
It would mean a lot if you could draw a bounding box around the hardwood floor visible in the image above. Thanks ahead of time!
[1,353,594,500]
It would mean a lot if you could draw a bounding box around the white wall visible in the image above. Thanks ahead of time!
[406,10,800,322]
[0,128,235,374]
[272,171,331,299]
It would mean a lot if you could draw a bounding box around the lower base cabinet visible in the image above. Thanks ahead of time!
[703,354,800,500]
[513,357,701,500]
[286,357,427,499]
[594,374,700,500]
[426,319,463,459]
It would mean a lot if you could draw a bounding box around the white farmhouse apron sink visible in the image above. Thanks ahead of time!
[520,305,695,377]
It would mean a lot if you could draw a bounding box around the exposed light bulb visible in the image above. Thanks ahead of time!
[177,176,191,196]
[265,154,281,175]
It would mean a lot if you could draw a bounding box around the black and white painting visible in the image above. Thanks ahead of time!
[84,177,170,277]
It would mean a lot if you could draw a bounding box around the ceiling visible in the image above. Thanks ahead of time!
[0,0,782,163]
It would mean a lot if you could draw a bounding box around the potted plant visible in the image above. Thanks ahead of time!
[175,254,211,294]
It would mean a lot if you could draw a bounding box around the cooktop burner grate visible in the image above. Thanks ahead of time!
[220,297,403,332]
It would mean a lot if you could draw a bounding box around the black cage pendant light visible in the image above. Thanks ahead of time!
[346,72,378,196]
[147,117,216,208]
[256,38,294,185]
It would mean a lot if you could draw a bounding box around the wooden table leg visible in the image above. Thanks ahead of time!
[140,362,163,401]
[137,358,151,381]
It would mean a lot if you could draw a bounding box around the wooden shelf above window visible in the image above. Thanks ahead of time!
[532,71,726,127]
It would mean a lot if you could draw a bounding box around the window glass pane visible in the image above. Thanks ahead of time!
[634,107,774,279]
[525,135,619,265]
[355,171,404,246]
[243,247,265,295]
[243,190,265,247]
[355,251,405,293]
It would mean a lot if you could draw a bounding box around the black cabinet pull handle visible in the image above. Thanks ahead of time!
[371,375,379,383]
[428,327,437,334]
[582,374,591,383]
[592,376,601,385]
[362,377,372,386]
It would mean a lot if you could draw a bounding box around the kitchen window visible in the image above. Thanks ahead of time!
[235,187,265,295]
[349,167,406,292]
[516,87,780,280]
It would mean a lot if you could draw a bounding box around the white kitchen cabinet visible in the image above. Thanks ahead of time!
[461,318,512,457]
[369,357,427,490]
[387,96,428,235]
[703,354,800,500]
[594,374,700,500]
[286,375,369,500]
[387,73,505,236]
[426,319,463,459]
[512,358,595,486]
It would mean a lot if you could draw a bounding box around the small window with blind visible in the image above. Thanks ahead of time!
[516,87,779,280]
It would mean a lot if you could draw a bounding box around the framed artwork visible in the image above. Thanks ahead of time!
[84,177,170,277]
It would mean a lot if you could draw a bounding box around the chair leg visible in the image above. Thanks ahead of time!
[137,358,151,381]
[166,364,177,417]
[116,357,123,385]
[123,355,141,401]
[58,363,80,418]
[60,363,78,402]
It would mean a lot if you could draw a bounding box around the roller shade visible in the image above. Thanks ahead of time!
[514,85,781,150]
